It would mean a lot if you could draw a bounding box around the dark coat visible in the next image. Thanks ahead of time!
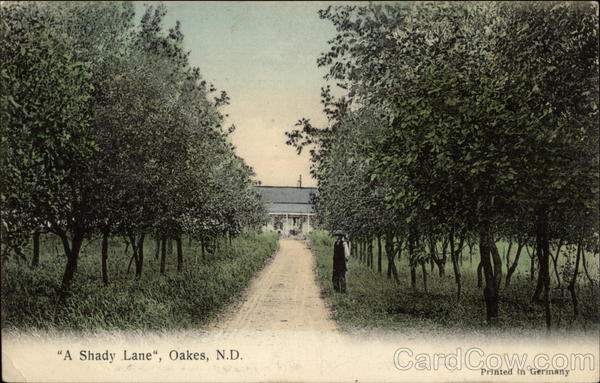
[333,239,347,274]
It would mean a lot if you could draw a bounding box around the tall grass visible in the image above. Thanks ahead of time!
[1,232,278,331]
[308,232,599,334]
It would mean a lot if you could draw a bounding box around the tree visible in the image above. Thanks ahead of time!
[1,2,96,290]
[289,2,598,327]
[2,2,266,291]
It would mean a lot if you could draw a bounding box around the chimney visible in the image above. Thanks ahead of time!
[297,174,302,188]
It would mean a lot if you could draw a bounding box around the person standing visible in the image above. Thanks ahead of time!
[343,234,351,284]
[332,231,347,293]
[343,234,351,260]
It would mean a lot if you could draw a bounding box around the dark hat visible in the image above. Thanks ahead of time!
[332,230,345,237]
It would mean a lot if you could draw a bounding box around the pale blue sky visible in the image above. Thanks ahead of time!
[136,1,356,187]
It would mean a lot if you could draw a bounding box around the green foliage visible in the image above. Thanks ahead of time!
[0,2,266,290]
[1,2,95,249]
[289,2,599,327]
[1,233,277,331]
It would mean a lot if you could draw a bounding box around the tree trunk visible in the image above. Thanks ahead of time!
[429,237,446,277]
[360,240,363,263]
[123,236,130,254]
[469,242,474,265]
[449,231,463,301]
[101,231,109,286]
[490,240,503,290]
[160,237,167,275]
[581,251,595,287]
[394,236,403,262]
[542,240,552,331]
[451,252,461,301]
[479,228,501,322]
[439,240,448,277]
[135,233,145,279]
[367,238,373,269]
[127,251,136,274]
[526,246,536,281]
[59,230,84,292]
[377,236,382,274]
[31,231,40,268]
[550,240,563,288]
[176,235,183,272]
[421,261,428,293]
[534,209,552,330]
[436,260,445,277]
[62,251,79,291]
[477,261,483,288]
[126,233,137,275]
[505,238,513,265]
[387,238,392,278]
[408,229,417,290]
[385,233,399,282]
[532,269,544,302]
[505,241,524,287]
[359,240,364,263]
[154,237,160,260]
[567,242,582,318]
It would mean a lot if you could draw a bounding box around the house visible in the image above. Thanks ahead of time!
[256,182,317,236]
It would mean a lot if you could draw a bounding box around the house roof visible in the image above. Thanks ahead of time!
[256,186,317,214]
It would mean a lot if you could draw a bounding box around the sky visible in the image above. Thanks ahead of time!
[135,1,351,187]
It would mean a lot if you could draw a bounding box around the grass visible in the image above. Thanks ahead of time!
[308,231,600,335]
[1,232,278,332]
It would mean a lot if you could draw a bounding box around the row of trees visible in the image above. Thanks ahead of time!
[288,2,599,328]
[1,2,265,290]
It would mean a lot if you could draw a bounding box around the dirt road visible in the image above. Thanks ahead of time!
[214,238,337,331]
